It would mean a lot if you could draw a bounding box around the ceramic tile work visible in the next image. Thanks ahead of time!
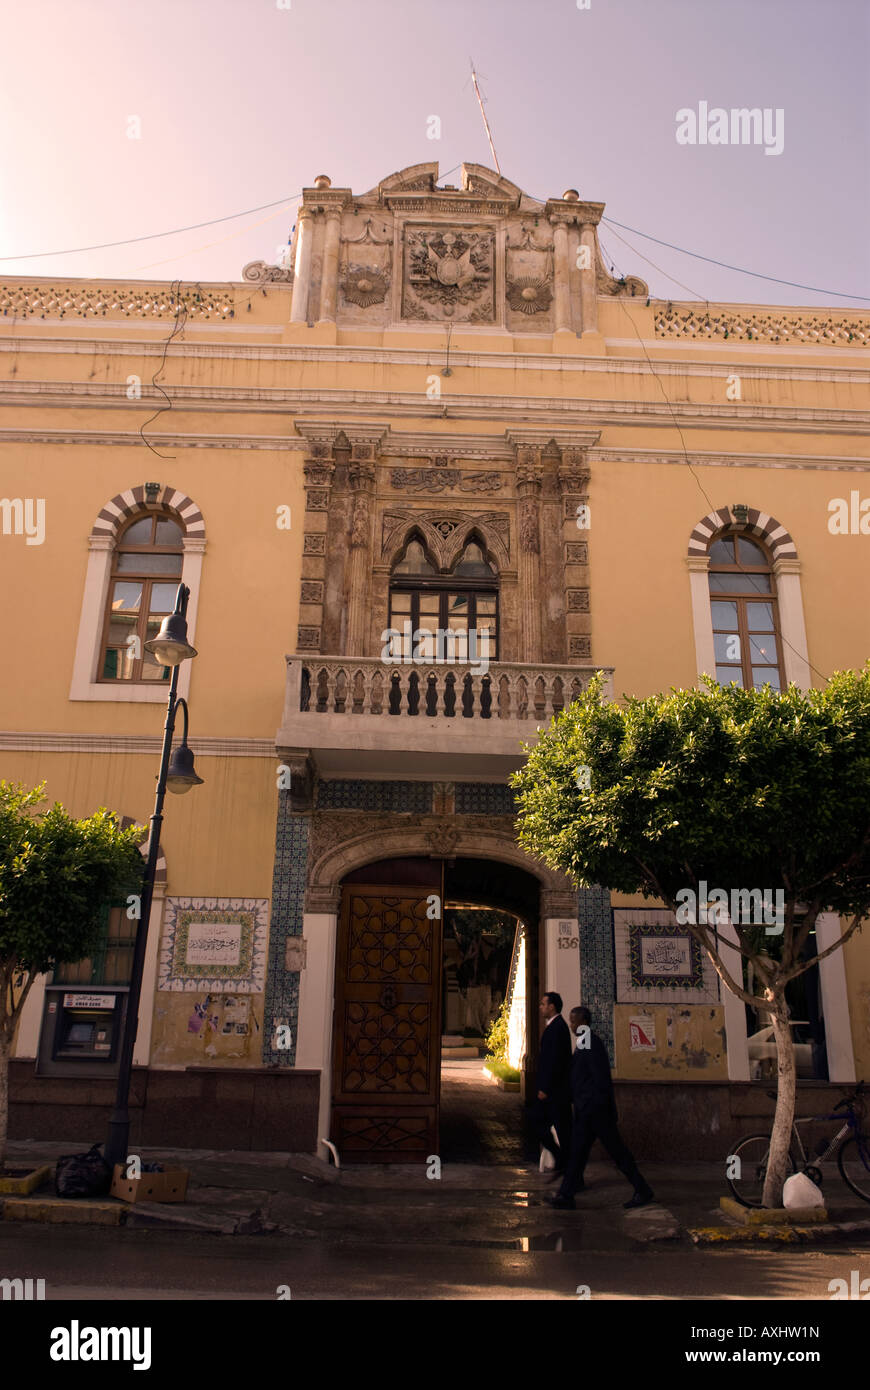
[454,783,517,816]
[577,885,615,1063]
[614,908,720,1005]
[158,897,268,992]
[315,780,433,812]
[262,792,309,1066]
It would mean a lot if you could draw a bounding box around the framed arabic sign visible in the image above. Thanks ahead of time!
[627,922,703,990]
[158,897,268,992]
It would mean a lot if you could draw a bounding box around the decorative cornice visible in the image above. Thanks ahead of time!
[507,428,600,451]
[589,448,870,472]
[0,428,299,450]
[3,337,869,384]
[0,732,276,757]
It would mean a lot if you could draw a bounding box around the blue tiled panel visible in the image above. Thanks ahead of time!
[577,885,615,1064]
[315,780,432,813]
[262,792,309,1067]
[454,783,517,816]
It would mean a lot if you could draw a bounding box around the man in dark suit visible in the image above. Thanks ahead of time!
[551,1006,654,1210]
[534,992,572,1176]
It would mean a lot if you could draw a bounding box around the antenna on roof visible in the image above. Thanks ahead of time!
[469,58,501,175]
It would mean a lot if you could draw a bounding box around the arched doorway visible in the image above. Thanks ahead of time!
[330,854,542,1163]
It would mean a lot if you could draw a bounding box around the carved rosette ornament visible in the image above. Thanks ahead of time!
[505,274,553,315]
[341,266,390,308]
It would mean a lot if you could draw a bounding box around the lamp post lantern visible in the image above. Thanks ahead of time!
[104,583,202,1170]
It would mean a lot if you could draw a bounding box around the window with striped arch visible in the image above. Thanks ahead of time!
[708,531,785,691]
[99,511,184,682]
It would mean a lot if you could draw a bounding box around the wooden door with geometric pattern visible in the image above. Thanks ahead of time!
[331,884,443,1162]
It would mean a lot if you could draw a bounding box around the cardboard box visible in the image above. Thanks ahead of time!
[110,1165,189,1204]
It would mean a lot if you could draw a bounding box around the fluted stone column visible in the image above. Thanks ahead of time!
[345,449,377,655]
[515,446,543,661]
[551,217,572,334]
[579,222,598,335]
[317,210,342,324]
[290,208,314,323]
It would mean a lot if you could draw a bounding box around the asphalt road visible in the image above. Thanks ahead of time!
[2,1223,868,1301]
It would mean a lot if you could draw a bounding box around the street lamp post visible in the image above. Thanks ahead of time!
[104,583,202,1170]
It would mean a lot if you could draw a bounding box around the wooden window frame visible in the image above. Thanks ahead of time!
[388,537,500,659]
[97,511,184,684]
[708,530,786,691]
[52,903,138,987]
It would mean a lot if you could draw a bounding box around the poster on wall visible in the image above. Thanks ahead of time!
[629,1015,656,1051]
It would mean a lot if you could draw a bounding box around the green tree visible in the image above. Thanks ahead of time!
[0,783,144,1171]
[511,670,870,1207]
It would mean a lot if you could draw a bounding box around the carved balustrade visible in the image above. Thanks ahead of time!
[284,655,612,724]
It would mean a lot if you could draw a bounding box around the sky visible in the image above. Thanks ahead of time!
[0,0,868,306]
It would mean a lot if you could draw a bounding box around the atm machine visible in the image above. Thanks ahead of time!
[52,992,122,1063]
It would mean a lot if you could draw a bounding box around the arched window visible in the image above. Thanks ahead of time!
[99,512,184,682]
[388,535,499,658]
[708,531,785,690]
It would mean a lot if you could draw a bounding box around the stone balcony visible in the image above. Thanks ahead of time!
[277,654,613,779]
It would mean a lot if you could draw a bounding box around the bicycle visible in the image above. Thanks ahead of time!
[727,1080,870,1207]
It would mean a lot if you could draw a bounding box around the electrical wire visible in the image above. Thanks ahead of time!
[601,215,870,304]
[0,195,302,263]
[5,175,865,302]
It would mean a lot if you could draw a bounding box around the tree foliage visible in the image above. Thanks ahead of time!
[0,782,145,980]
[510,669,870,1204]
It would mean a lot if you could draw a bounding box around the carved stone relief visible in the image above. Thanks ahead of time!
[505,226,554,318]
[402,226,494,323]
[566,589,590,612]
[519,497,540,553]
[339,219,393,311]
[390,467,503,494]
[381,509,510,567]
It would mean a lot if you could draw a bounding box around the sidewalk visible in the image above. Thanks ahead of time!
[4,1140,870,1250]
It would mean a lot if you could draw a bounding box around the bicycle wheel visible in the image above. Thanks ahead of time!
[727,1134,796,1208]
[837,1137,870,1203]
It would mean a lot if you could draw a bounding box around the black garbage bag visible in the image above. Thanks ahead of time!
[54,1144,112,1198]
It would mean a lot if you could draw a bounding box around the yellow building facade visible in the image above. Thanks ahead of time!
[2,163,869,1160]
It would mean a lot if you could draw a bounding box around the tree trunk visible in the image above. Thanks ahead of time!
[762,991,797,1207]
[0,1040,9,1174]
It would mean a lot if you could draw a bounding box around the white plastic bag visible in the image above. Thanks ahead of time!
[782,1171,824,1208]
[539,1126,560,1172]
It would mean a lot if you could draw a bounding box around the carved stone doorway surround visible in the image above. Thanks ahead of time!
[294,816,577,1161]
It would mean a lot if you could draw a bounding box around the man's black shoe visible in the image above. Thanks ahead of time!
[623,1189,655,1209]
[549,1194,575,1209]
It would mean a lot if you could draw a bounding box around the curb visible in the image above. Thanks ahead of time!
[688,1219,870,1246]
[1,1195,125,1226]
